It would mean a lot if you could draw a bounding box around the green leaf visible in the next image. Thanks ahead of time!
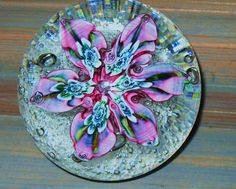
[69,48,83,60]
[135,112,149,122]
[56,84,65,91]
[146,72,178,82]
[75,125,88,141]
[121,117,135,138]
[48,75,67,83]
[89,32,96,42]
[60,91,73,99]
[92,130,99,154]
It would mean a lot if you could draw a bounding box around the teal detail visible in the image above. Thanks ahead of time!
[86,96,110,135]
[76,38,101,78]
[109,92,137,123]
[111,75,152,93]
[106,41,140,76]
[51,79,94,101]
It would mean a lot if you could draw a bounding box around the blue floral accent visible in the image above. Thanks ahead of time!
[111,75,152,93]
[106,41,140,76]
[84,96,110,135]
[76,38,102,78]
[108,92,137,123]
[50,79,94,100]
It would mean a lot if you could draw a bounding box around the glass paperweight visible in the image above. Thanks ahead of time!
[18,0,201,181]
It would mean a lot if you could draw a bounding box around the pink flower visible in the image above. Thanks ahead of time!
[30,14,186,161]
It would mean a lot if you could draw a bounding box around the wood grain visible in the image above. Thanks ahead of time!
[0,0,235,188]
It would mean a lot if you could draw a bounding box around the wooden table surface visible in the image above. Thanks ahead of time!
[0,0,236,188]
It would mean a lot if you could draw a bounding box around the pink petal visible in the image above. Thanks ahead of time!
[30,70,83,112]
[131,53,152,66]
[60,20,77,51]
[63,50,88,74]
[60,21,86,70]
[130,63,182,79]
[60,19,96,72]
[69,19,95,40]
[90,31,107,50]
[152,76,186,95]
[140,88,173,102]
[110,93,158,145]
[70,111,90,144]
[70,113,116,160]
[103,35,120,66]
[134,41,156,56]
[31,78,81,112]
[103,14,157,72]
[121,14,157,45]
[68,96,92,108]
[130,63,186,101]
[47,69,79,82]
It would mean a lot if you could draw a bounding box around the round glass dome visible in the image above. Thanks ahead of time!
[18,0,201,181]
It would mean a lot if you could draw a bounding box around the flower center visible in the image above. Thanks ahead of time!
[97,80,111,94]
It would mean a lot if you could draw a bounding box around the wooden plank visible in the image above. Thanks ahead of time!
[0,0,235,188]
